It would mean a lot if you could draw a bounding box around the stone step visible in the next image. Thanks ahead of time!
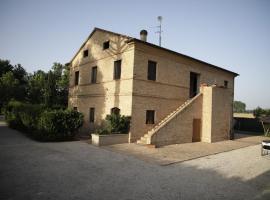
[137,140,146,144]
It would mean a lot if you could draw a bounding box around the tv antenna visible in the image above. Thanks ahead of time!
[156,16,163,46]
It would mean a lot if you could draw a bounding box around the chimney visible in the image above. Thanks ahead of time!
[140,30,148,42]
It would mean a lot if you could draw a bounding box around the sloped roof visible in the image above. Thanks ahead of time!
[234,113,255,119]
[69,27,238,76]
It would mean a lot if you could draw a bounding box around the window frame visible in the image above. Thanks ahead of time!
[147,60,157,81]
[83,49,89,58]
[91,66,97,84]
[114,60,122,80]
[146,110,155,124]
[111,107,120,115]
[103,41,110,50]
[224,80,228,88]
[75,71,79,86]
[89,107,95,123]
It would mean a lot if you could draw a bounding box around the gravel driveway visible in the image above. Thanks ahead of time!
[0,125,269,200]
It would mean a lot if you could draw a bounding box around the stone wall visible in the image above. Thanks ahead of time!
[150,94,202,147]
[68,30,134,134]
[130,41,235,141]
[201,85,233,142]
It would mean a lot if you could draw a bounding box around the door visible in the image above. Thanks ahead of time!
[190,72,199,98]
[192,118,201,142]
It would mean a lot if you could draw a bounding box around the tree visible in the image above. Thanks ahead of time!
[233,101,246,113]
[0,58,70,109]
[253,107,270,118]
[27,70,47,104]
[44,71,56,107]
[0,59,13,77]
[51,63,70,107]
[0,72,19,109]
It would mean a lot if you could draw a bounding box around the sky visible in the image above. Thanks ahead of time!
[0,0,269,109]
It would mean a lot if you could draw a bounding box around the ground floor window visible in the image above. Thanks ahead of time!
[89,107,95,123]
[146,110,155,124]
[73,107,78,111]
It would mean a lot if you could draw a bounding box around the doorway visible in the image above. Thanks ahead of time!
[190,72,199,98]
[192,118,201,142]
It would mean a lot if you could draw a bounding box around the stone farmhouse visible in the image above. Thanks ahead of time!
[68,27,238,147]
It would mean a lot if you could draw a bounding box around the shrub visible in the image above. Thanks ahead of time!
[37,109,83,140]
[19,104,44,131]
[4,100,84,141]
[4,100,44,131]
[5,100,25,129]
[95,114,131,135]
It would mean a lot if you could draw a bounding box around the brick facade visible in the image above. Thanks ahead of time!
[68,28,238,145]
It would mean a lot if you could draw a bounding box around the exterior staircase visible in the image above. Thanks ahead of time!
[136,93,202,146]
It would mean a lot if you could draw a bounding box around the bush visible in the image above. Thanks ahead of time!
[95,114,131,135]
[38,109,83,140]
[4,100,83,141]
[5,100,25,129]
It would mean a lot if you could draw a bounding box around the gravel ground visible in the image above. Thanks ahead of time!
[0,125,269,200]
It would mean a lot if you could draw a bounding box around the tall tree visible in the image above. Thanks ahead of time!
[0,72,19,109]
[233,101,246,113]
[27,70,47,104]
[0,59,13,77]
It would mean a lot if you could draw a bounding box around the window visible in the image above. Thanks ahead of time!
[111,107,120,115]
[114,60,121,80]
[146,110,155,124]
[89,107,95,123]
[224,80,228,88]
[75,71,79,86]
[73,107,78,111]
[148,60,156,81]
[103,41,110,50]
[91,66,97,83]
[83,49,88,58]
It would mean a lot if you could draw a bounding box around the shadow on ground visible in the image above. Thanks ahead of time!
[0,125,270,199]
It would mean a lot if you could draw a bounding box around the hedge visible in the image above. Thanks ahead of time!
[4,100,83,141]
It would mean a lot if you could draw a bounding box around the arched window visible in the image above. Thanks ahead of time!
[111,107,120,115]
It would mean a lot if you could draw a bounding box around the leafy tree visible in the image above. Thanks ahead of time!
[0,59,13,77]
[0,72,20,109]
[44,71,57,107]
[13,64,27,84]
[233,101,246,113]
[51,62,70,107]
[253,107,270,118]
[27,70,47,104]
[0,58,69,110]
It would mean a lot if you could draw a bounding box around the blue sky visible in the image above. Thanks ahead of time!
[0,0,269,109]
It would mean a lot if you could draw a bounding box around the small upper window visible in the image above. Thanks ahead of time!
[83,49,88,58]
[148,60,157,81]
[103,41,110,50]
[114,60,121,80]
[75,71,79,86]
[91,66,97,83]
[224,80,228,88]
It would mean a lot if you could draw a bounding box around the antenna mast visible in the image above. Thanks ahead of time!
[157,16,163,46]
